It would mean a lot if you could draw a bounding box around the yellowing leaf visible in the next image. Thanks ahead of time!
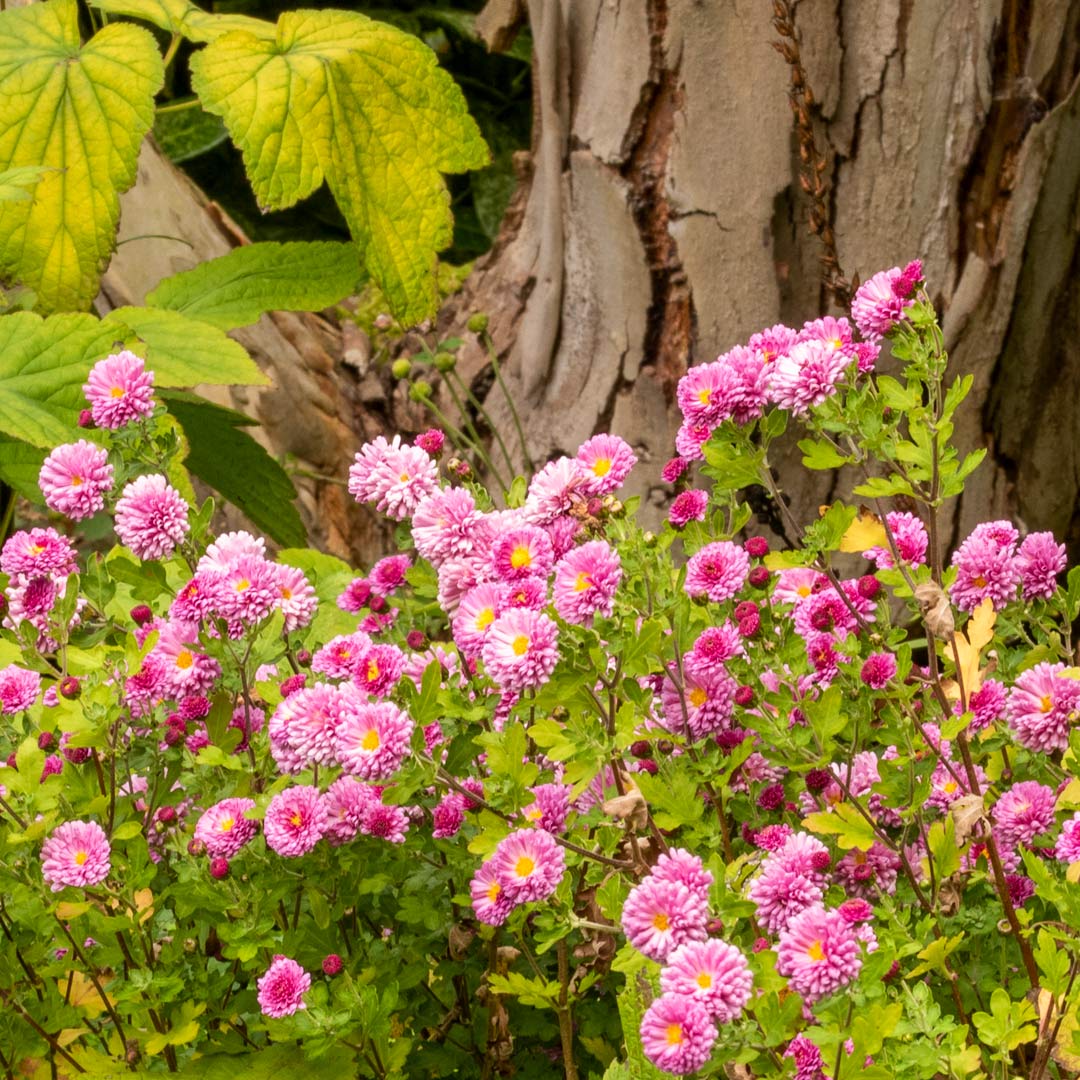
[839,508,887,553]
[63,971,115,1017]
[190,9,489,325]
[91,0,275,44]
[1068,861,1080,885]
[57,1027,88,1048]
[967,598,996,652]
[0,0,164,311]
[1037,990,1080,1071]
[1057,779,1080,810]
[55,901,93,919]
[133,887,155,925]
[944,598,996,699]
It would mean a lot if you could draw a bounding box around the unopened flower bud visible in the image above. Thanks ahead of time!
[130,604,153,626]
[37,731,55,750]
[158,806,177,824]
[748,565,770,588]
[433,351,457,372]
[209,857,230,880]
[369,595,386,613]
[164,726,185,747]
[59,676,80,700]
[734,685,754,707]
[630,739,651,759]
[296,649,312,668]
[642,531,657,547]
[406,630,427,650]
[187,839,206,857]
[322,953,343,976]
[738,611,760,638]
[409,379,433,401]
[78,409,95,429]
[744,536,769,558]
[391,358,412,380]
[636,759,658,775]
[466,312,489,334]
[857,574,881,600]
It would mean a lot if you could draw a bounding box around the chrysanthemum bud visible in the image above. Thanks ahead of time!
[296,649,312,668]
[37,731,55,750]
[59,676,81,700]
[744,536,769,558]
[636,759,658,775]
[748,566,770,588]
[130,604,154,626]
[805,768,832,792]
[406,630,427,650]
[187,838,206,857]
[209,857,229,879]
[734,685,754,707]
[433,351,457,372]
[857,574,881,600]
[466,312,489,334]
[391,358,412,380]
[630,739,651,758]
[78,409,95,428]
[409,379,433,401]
[322,953,343,976]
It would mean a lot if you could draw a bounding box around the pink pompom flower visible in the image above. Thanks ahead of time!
[256,955,311,1018]
[621,877,708,962]
[470,861,514,926]
[770,339,853,416]
[991,781,1056,850]
[639,993,717,1075]
[41,820,111,891]
[1007,662,1080,753]
[1,528,77,578]
[522,783,571,833]
[776,902,862,1004]
[668,489,709,528]
[660,938,753,1022]
[860,652,897,690]
[194,798,258,858]
[0,664,40,714]
[491,828,566,905]
[348,435,439,521]
[114,474,190,560]
[684,541,749,603]
[575,434,637,495]
[651,848,714,902]
[411,487,479,565]
[949,521,1021,612]
[491,526,554,582]
[38,441,114,520]
[264,785,327,857]
[863,511,928,569]
[83,351,155,429]
[1016,531,1066,600]
[1055,813,1080,863]
[552,540,622,625]
[336,701,414,780]
[850,261,921,341]
[482,607,560,692]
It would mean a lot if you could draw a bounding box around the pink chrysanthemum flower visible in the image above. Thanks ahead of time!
[38,441,113,520]
[150,621,220,700]
[660,667,736,741]
[860,652,897,690]
[925,760,985,812]
[949,522,1021,612]
[776,902,862,1003]
[359,800,410,843]
[863,511,928,569]
[954,676,1006,734]
[0,664,40,714]
[1,528,77,578]
[470,860,514,926]
[312,632,373,680]
[1007,662,1080,753]
[482,608,560,692]
[660,939,753,1023]
[639,993,717,1075]
[992,781,1056,849]
[194,797,258,857]
[336,701,414,780]
[552,540,622,625]
[674,418,714,462]
[322,776,379,844]
[83,351,155,429]
[850,261,921,340]
[522,782,571,833]
[798,315,856,357]
[432,794,466,839]
[662,456,690,484]
[256,955,310,1018]
[369,554,411,596]
[41,820,111,891]
[668,489,709,528]
[217,556,280,624]
[793,589,858,642]
[1016,531,1066,600]
[522,457,588,524]
[1055,813,1080,863]
[749,323,799,367]
[337,578,372,614]
[719,344,771,424]
[264,785,327,857]
[348,435,439,520]
[773,568,826,605]
[197,531,265,574]
[272,682,354,768]
[498,576,548,611]
[774,832,830,878]
[687,623,744,673]
[770,339,853,416]
[784,1033,827,1079]
[114,474,190,560]
[272,564,318,631]
[684,541,749,603]
[169,572,226,623]
[576,434,638,495]
[651,848,714,902]
[352,643,405,698]
[754,824,794,851]
[834,842,901,899]
[415,428,444,455]
[748,863,823,934]
[452,583,504,659]
[621,877,709,962]
[491,526,555,583]
[491,828,566,905]
[677,360,738,425]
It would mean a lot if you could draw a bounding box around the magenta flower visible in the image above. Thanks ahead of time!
[949,522,1021,612]
[687,623,743,673]
[1,528,77,578]
[674,418,714,462]
[336,701,414,780]
[748,863,823,934]
[659,667,736,741]
[83,351,155,429]
[668,489,709,528]
[522,783,571,833]
[38,441,114,520]
[860,652,897,690]
[481,607,560,692]
[499,575,547,611]
[359,800,410,843]
[850,260,921,340]
[660,938,753,1022]
[956,677,1006,734]
[1016,531,1066,600]
[719,344,771,424]
[863,511,928,569]
[576,433,637,495]
[833,842,901,899]
[322,776,379,844]
[452,583,504,659]
[150,621,220,700]
[662,456,690,484]
[41,820,111,891]
[312,632,373,680]
[415,428,444,455]
[991,781,1055,849]
[369,554,411,596]
[115,474,190,560]
[491,526,554,582]
[677,360,738,425]
[348,435,439,521]
[256,955,310,1018]
[0,664,40,714]
[552,540,622,625]
[784,1033,827,1080]
[491,828,565,904]
[218,556,280,624]
[522,456,587,525]
[1007,663,1080,753]
[352,643,405,699]
[639,993,716,1075]
[470,861,514,926]
[273,564,318,631]
[197,531,264,573]
[432,794,466,839]
[776,902,862,1003]
[684,541,749,603]
[411,487,479,565]
[1055,813,1080,863]
[770,339,852,415]
[194,798,258,858]
[621,877,708,962]
[264,785,327,857]
[337,578,372,613]
[749,323,799,366]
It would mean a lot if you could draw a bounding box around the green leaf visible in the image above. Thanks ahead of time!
[189,9,489,325]
[153,100,228,163]
[928,814,960,881]
[0,166,51,204]
[146,241,363,329]
[164,394,305,547]
[0,0,164,311]
[906,933,965,979]
[798,438,849,470]
[972,988,1037,1052]
[103,306,268,387]
[91,0,275,43]
[802,804,877,851]
[853,474,915,499]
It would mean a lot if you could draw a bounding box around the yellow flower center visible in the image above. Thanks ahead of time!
[697,388,712,405]
[974,574,987,588]
[689,687,708,708]
[361,728,381,751]
[797,585,811,597]
[512,635,530,656]
[830,337,843,350]
[290,813,302,827]
[31,544,45,554]
[574,571,592,592]
[526,807,543,820]
[592,457,612,477]
[762,349,775,364]
[943,781,958,794]
[176,650,194,670]
[510,546,532,570]
[696,972,712,989]
[476,608,495,631]
[652,912,669,931]
[367,659,380,682]
[234,578,250,592]
[281,587,292,600]
[71,475,83,487]
[220,817,235,832]
[807,939,826,962]
[74,851,88,866]
[1040,695,1053,713]
[487,881,501,901]
[399,472,410,482]
[665,1023,684,1046]
[515,856,535,878]
[337,649,351,661]
[109,386,125,398]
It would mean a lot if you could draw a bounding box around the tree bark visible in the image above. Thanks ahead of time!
[444,0,1080,549]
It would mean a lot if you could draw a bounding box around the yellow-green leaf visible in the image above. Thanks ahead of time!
[190,8,489,325]
[91,0,274,43]
[0,166,51,204]
[802,803,877,851]
[0,0,164,311]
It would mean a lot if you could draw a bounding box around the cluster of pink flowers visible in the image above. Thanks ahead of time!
[470,828,565,925]
[950,521,1065,612]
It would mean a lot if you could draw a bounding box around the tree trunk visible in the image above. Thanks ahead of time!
[445,0,1080,550]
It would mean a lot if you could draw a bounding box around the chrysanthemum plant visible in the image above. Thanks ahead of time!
[3,264,1080,1080]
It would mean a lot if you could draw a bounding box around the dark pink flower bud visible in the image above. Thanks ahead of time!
[209,857,230,879]
[78,409,95,428]
[280,673,307,697]
[857,575,881,601]
[406,630,427,650]
[744,536,769,558]
[37,731,55,750]
[322,953,344,976]
[630,740,651,759]
[734,601,759,620]
[748,565,770,588]
[59,676,81,700]
[130,604,154,626]
[296,649,312,667]
[738,611,760,638]
[637,759,658,775]
[734,685,754,707]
